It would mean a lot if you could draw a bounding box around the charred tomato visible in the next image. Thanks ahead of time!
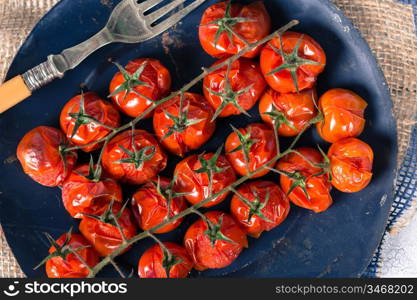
[153,92,215,157]
[17,126,77,187]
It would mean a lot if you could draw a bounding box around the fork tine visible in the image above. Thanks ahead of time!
[137,0,165,12]
[152,0,205,31]
[146,0,187,23]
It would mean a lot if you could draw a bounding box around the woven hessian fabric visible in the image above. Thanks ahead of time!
[0,0,416,278]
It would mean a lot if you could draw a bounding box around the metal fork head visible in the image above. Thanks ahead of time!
[106,0,206,43]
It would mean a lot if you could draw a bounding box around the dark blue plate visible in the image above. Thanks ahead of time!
[0,0,397,278]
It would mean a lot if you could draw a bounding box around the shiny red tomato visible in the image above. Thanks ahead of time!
[60,92,120,152]
[62,164,123,218]
[45,233,99,278]
[328,137,374,193]
[203,58,266,118]
[16,126,77,187]
[131,177,188,234]
[79,201,137,257]
[277,148,332,213]
[153,92,216,157]
[225,123,277,178]
[316,89,368,143]
[230,181,290,238]
[174,151,236,207]
[260,32,326,93]
[101,129,167,185]
[138,242,194,278]
[109,58,171,118]
[184,211,248,271]
[259,88,317,136]
[199,1,271,58]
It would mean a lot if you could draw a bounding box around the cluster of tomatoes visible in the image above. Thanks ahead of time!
[16,1,374,278]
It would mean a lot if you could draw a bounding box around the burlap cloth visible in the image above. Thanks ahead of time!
[0,0,416,278]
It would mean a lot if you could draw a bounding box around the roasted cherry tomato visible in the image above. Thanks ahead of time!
[259,88,317,136]
[230,181,290,238]
[184,211,248,271]
[45,233,99,278]
[153,92,216,157]
[62,164,123,218]
[131,177,188,234]
[225,123,277,178]
[277,147,332,213]
[101,129,167,185]
[199,1,271,58]
[138,242,194,278]
[17,126,77,187]
[174,151,236,207]
[316,89,367,143]
[79,201,137,257]
[260,32,326,93]
[60,92,120,152]
[328,137,374,193]
[203,58,266,118]
[109,58,171,118]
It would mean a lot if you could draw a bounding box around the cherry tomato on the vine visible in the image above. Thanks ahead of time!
[109,58,171,118]
[230,181,290,238]
[260,32,326,93]
[184,211,248,271]
[277,147,332,213]
[79,201,137,257]
[131,177,188,234]
[62,164,123,218]
[101,129,167,185]
[44,233,99,278]
[225,123,277,178]
[259,88,317,136]
[174,150,236,207]
[199,1,271,58]
[203,58,266,119]
[60,92,120,152]
[328,137,374,193]
[138,242,194,278]
[316,89,367,143]
[153,92,216,157]
[17,126,77,187]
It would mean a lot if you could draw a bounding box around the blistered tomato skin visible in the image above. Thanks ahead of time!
[225,123,277,178]
[153,93,216,157]
[138,242,194,278]
[16,126,77,187]
[101,129,167,185]
[230,181,290,238]
[174,153,236,207]
[259,88,318,136]
[109,58,172,118]
[46,233,99,278]
[199,1,271,58]
[277,148,333,213]
[316,89,368,143]
[260,32,326,93]
[60,92,120,152]
[184,211,248,271]
[61,164,123,218]
[328,137,374,193]
[131,177,188,234]
[203,58,266,118]
[79,201,137,257]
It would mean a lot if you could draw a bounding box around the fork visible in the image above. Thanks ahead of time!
[0,0,206,114]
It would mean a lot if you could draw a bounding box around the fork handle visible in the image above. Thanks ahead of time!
[0,28,113,114]
[0,56,62,113]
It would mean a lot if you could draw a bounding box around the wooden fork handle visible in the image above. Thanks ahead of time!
[0,76,32,114]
